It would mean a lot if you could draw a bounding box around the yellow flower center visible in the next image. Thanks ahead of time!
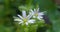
[23,18,27,23]
[35,13,38,16]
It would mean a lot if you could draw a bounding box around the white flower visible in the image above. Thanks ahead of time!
[13,10,35,25]
[30,8,44,20]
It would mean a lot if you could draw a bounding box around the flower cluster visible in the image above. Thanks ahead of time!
[13,8,45,25]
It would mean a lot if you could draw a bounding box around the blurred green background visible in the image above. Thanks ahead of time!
[0,0,60,32]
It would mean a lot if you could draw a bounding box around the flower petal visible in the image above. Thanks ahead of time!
[27,9,34,19]
[19,21,23,24]
[34,9,36,13]
[22,10,26,18]
[37,16,43,20]
[14,18,23,22]
[30,9,34,15]
[37,8,40,12]
[30,9,34,12]
[18,14,23,20]
[38,12,44,16]
[28,19,35,23]
[27,12,33,19]
[26,22,28,25]
[33,16,36,18]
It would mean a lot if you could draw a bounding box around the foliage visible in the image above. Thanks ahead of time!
[0,0,60,32]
